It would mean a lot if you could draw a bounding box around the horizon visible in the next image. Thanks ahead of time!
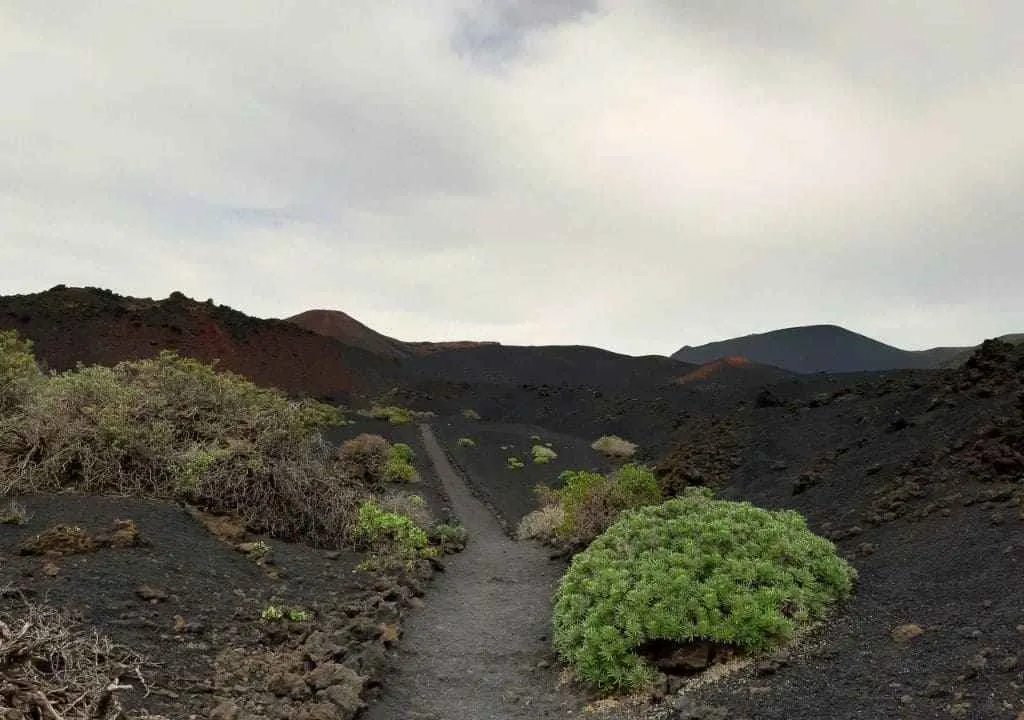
[7,283,1015,357]
[3,2,1022,356]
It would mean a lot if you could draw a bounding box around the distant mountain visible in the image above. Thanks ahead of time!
[286,309,500,360]
[287,309,412,360]
[0,286,400,399]
[670,324,989,374]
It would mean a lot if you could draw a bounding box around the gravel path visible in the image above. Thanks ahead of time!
[363,424,581,719]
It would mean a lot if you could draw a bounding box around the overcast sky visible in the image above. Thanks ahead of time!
[2,1,1022,355]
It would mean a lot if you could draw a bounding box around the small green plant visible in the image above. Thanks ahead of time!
[461,408,481,421]
[591,435,638,458]
[365,405,415,424]
[552,487,857,692]
[431,520,469,554]
[531,445,557,464]
[261,603,311,622]
[353,499,436,570]
[390,442,415,463]
[506,456,525,470]
[530,434,542,441]
[384,442,418,482]
[0,498,29,525]
[247,539,271,557]
[456,437,476,448]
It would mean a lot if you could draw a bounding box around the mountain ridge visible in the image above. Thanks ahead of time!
[672,323,1020,373]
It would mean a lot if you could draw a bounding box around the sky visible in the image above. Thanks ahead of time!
[2,1,1022,356]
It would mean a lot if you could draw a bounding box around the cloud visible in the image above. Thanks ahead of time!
[451,0,600,66]
[1,0,1021,355]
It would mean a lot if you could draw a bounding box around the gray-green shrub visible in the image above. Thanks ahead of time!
[0,349,355,547]
[552,487,857,691]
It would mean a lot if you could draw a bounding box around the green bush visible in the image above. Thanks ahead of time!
[390,442,415,463]
[531,445,557,464]
[552,488,857,692]
[0,350,354,547]
[365,404,414,424]
[383,442,417,482]
[506,456,525,470]
[0,330,44,416]
[591,435,638,458]
[554,463,661,543]
[353,499,437,570]
[461,408,481,421]
[456,437,476,448]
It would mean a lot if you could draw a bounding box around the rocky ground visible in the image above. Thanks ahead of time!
[0,424,449,719]
[368,341,1023,719]
[434,420,617,531]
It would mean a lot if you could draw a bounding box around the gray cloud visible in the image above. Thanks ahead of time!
[659,2,1022,101]
[1,0,1021,356]
[452,0,600,66]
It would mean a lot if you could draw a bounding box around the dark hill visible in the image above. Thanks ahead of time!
[286,308,412,360]
[0,286,400,400]
[402,343,695,387]
[286,308,501,360]
[672,324,969,373]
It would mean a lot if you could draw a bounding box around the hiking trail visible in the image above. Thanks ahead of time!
[363,423,581,719]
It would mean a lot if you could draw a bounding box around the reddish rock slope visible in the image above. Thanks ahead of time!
[0,287,398,399]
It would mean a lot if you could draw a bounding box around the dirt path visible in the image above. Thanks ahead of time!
[363,424,581,719]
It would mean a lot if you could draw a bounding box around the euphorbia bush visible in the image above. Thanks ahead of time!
[552,487,857,691]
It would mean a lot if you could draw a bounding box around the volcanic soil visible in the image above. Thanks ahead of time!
[0,423,452,720]
[434,341,1024,719]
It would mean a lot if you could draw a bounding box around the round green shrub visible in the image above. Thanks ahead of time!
[552,487,857,692]
[390,442,415,463]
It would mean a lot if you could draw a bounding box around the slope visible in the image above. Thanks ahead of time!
[0,286,399,400]
[653,339,1024,718]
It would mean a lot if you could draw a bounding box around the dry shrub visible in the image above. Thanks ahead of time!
[379,491,434,530]
[338,434,390,483]
[19,524,97,556]
[0,350,357,548]
[0,498,29,525]
[0,598,157,719]
[517,505,565,542]
[591,435,638,458]
[526,465,662,547]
